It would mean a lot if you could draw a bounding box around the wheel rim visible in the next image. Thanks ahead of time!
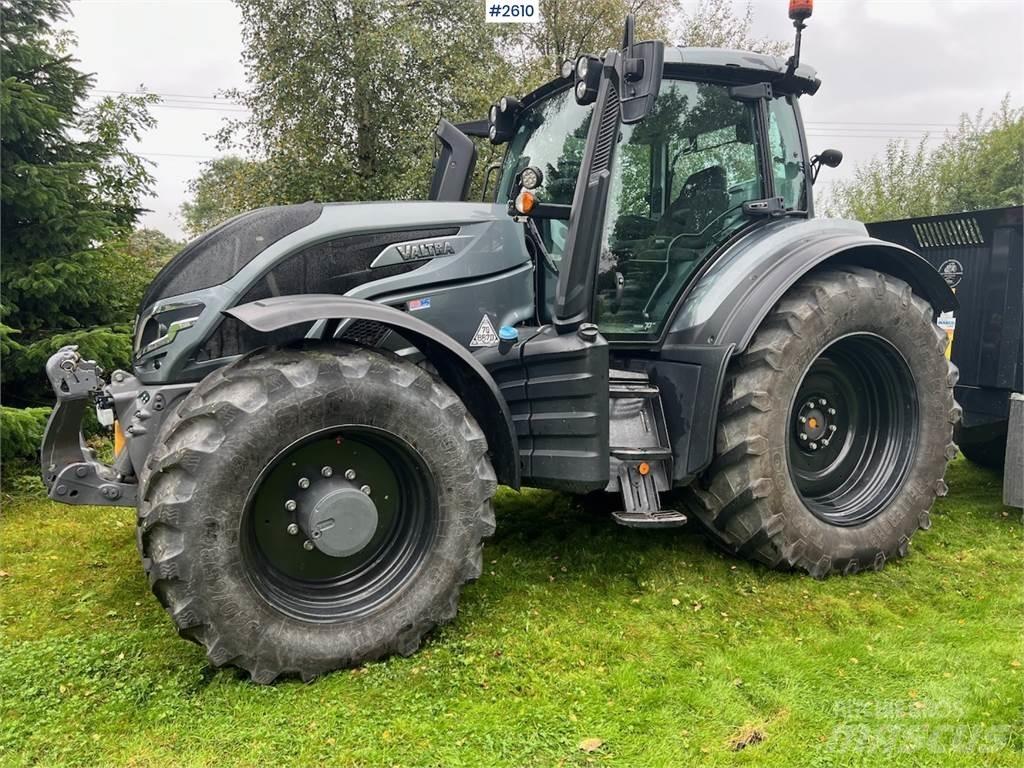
[787,333,919,526]
[241,425,436,622]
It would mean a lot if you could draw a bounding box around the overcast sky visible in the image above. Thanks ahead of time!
[66,0,1024,239]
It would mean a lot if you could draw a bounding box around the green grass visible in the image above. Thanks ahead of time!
[1,458,1021,767]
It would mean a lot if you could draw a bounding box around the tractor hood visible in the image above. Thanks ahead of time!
[141,201,518,312]
[133,200,532,383]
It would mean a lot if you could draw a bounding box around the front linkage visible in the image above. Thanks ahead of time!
[40,345,190,507]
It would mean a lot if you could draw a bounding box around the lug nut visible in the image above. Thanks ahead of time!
[360,484,371,495]
[321,466,333,478]
[344,468,356,481]
[799,433,808,441]
[799,416,807,424]
[284,499,297,512]
[806,401,815,410]
[303,540,314,551]
[828,407,837,416]
[298,477,310,489]
[287,523,299,535]
[809,442,818,450]
[821,438,830,447]
[819,398,828,406]
[829,424,838,432]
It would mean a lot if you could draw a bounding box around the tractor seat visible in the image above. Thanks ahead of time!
[659,165,729,235]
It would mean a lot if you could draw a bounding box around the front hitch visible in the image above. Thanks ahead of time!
[40,346,137,506]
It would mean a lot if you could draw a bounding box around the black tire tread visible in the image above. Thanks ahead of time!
[137,345,496,682]
[684,267,959,577]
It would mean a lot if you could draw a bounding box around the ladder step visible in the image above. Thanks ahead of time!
[611,446,672,460]
[609,384,660,398]
[613,509,688,528]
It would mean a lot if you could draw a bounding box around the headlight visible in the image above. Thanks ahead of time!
[576,55,590,79]
[560,59,574,79]
[575,80,588,99]
[489,104,499,124]
[488,124,497,141]
[134,301,203,357]
[520,166,543,190]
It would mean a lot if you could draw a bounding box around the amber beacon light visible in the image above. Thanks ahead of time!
[789,0,813,21]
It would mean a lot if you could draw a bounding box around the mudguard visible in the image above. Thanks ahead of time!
[660,217,957,482]
[666,217,957,350]
[226,295,521,488]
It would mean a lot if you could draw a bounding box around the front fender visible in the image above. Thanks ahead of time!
[227,295,520,488]
[667,217,957,350]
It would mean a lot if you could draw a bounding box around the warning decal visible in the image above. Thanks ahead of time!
[470,314,499,347]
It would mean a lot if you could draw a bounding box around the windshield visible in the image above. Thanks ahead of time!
[501,79,768,338]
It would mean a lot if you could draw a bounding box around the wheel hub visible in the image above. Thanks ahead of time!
[795,397,841,451]
[297,483,378,558]
[787,333,919,526]
[243,425,436,623]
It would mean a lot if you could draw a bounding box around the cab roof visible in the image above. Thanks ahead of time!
[664,46,819,92]
[519,46,820,111]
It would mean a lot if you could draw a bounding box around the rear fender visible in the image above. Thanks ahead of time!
[666,218,957,350]
[226,295,520,488]
[661,218,957,480]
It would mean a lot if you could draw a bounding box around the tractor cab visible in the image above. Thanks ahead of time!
[491,60,815,338]
[435,13,825,345]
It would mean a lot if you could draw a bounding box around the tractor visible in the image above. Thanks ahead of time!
[41,2,959,682]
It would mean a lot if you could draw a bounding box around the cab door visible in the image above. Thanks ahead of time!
[591,80,770,340]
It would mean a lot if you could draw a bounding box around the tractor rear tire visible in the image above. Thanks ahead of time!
[137,343,496,682]
[683,267,959,577]
[956,424,1007,470]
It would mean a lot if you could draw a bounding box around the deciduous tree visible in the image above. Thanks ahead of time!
[827,97,1023,222]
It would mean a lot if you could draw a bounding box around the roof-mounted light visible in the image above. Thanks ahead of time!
[789,0,813,21]
[573,54,600,106]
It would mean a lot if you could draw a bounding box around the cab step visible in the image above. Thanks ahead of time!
[611,463,687,529]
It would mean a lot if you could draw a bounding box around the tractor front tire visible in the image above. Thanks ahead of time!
[684,267,959,577]
[137,344,496,682]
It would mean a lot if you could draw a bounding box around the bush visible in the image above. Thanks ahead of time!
[1,406,50,462]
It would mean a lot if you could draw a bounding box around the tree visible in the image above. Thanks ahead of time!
[504,0,672,87]
[179,156,267,237]
[183,0,784,230]
[827,97,1024,222]
[671,0,788,54]
[1,0,157,453]
[212,0,512,209]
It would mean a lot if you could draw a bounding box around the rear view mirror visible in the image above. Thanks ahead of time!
[810,148,843,182]
[619,15,664,124]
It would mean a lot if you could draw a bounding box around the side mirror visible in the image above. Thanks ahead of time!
[810,148,843,182]
[618,14,664,124]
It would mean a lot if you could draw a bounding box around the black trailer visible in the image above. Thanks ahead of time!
[866,206,1023,506]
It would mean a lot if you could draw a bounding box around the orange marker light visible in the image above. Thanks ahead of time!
[638,462,651,476]
[113,420,126,457]
[789,0,813,21]
[515,189,535,215]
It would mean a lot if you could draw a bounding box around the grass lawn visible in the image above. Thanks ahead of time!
[1,458,1021,767]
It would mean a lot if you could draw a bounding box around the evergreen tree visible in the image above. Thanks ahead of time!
[1,0,157,456]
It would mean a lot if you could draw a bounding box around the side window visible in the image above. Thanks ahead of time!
[594,81,763,338]
[496,90,593,264]
[768,98,807,211]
